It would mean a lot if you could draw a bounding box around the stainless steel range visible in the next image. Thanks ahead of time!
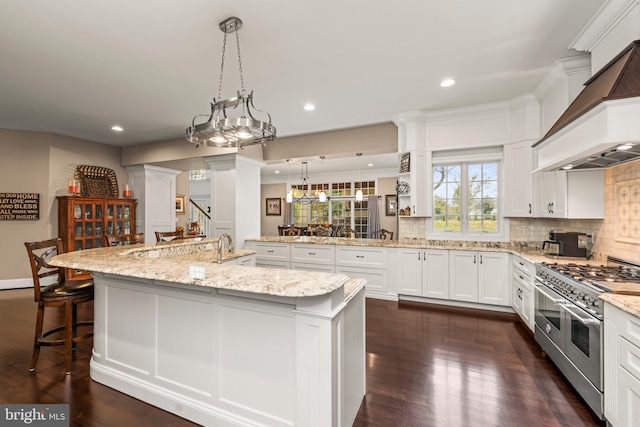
[534,257,640,421]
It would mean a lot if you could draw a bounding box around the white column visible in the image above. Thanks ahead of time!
[205,154,265,249]
[125,165,181,243]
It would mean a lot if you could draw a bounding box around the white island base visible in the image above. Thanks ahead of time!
[89,271,366,427]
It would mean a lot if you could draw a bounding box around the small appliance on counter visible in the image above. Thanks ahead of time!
[542,230,593,259]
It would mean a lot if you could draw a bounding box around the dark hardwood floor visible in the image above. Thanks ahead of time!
[0,289,604,426]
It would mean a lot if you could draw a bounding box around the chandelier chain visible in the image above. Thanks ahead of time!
[235,30,245,93]
[217,31,228,101]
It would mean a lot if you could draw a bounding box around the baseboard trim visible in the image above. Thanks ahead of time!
[0,278,33,290]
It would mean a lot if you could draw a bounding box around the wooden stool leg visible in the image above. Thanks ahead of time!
[29,303,45,372]
[72,303,78,351]
[64,301,73,375]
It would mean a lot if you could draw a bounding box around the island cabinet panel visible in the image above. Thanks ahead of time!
[89,271,366,427]
[57,196,135,279]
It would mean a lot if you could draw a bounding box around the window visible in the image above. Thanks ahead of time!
[433,161,499,235]
[290,180,374,236]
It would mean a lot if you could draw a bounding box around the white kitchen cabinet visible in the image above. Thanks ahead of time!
[335,246,389,295]
[478,252,510,306]
[397,248,449,299]
[397,151,430,217]
[535,170,604,219]
[449,251,478,302]
[251,241,291,269]
[511,255,534,330]
[503,141,534,217]
[449,250,510,306]
[291,244,335,273]
[604,301,640,427]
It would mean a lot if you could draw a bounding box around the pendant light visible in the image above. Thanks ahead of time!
[355,153,363,201]
[185,17,276,148]
[318,156,327,202]
[285,159,293,203]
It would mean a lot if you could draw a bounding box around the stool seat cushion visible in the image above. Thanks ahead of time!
[42,279,94,298]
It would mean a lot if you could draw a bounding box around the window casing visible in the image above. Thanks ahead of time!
[432,160,500,236]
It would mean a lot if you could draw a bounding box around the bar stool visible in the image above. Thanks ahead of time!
[103,233,145,246]
[24,238,94,374]
[155,230,184,242]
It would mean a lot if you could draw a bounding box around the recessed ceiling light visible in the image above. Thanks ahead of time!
[617,143,634,150]
[440,79,455,88]
[304,104,315,111]
[275,170,280,174]
[367,163,374,167]
[111,125,124,132]
[562,164,574,170]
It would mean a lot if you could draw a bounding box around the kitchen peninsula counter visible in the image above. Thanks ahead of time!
[50,237,366,427]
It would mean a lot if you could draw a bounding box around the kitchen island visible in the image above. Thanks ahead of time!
[50,238,366,427]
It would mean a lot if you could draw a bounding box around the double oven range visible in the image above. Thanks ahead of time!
[534,257,640,420]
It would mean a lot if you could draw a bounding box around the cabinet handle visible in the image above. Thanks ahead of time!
[519,275,524,280]
[518,262,524,266]
[308,252,316,255]
[412,205,416,215]
[473,255,476,264]
[550,202,554,214]
[267,250,274,253]
[528,203,531,214]
[356,255,364,258]
[480,255,483,264]
[418,252,421,261]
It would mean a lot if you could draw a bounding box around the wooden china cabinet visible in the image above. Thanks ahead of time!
[57,196,136,279]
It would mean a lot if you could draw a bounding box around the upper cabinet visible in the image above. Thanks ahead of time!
[503,140,535,217]
[535,170,604,219]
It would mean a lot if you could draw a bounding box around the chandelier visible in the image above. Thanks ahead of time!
[185,17,276,148]
[288,162,316,205]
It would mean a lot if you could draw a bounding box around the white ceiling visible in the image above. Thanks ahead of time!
[0,1,604,177]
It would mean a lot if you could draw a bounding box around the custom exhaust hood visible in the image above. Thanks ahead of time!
[534,40,640,171]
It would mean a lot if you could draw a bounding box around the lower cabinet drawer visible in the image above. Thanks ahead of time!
[291,244,334,265]
[620,309,640,346]
[512,270,533,293]
[335,246,386,269]
[290,262,335,273]
[620,335,640,381]
[254,243,290,262]
[255,260,290,270]
[336,266,387,293]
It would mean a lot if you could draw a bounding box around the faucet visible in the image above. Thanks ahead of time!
[216,233,234,263]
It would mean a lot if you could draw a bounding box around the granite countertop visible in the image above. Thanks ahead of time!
[247,236,599,265]
[601,293,640,317]
[50,237,362,299]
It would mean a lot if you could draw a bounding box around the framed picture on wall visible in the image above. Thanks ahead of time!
[385,194,397,216]
[176,195,186,214]
[266,197,282,216]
